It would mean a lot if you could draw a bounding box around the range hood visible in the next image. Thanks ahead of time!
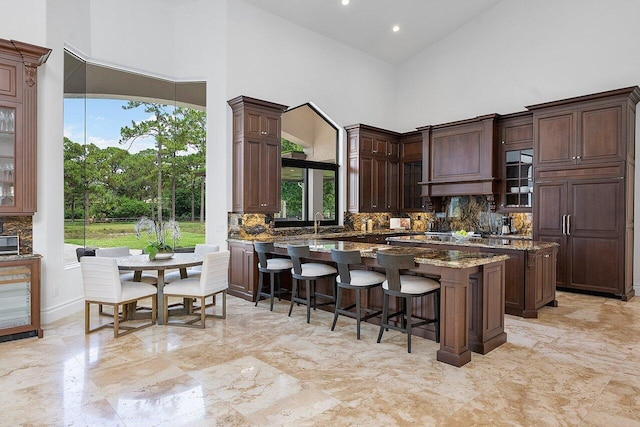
[418,114,499,210]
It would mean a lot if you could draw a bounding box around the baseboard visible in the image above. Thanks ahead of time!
[41,296,84,325]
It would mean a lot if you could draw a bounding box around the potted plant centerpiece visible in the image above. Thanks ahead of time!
[135,217,182,260]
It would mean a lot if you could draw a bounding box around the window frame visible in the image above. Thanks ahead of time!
[274,158,339,228]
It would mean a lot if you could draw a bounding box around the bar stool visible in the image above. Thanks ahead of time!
[287,245,338,323]
[330,249,386,339]
[376,250,440,353]
[254,241,292,311]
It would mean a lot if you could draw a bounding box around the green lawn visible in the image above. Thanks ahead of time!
[64,221,206,250]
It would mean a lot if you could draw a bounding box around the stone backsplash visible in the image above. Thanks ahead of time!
[229,196,532,239]
[0,216,33,254]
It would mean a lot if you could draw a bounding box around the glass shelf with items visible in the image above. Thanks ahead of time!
[504,148,533,208]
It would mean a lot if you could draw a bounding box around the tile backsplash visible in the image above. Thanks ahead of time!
[229,196,532,239]
[0,216,33,254]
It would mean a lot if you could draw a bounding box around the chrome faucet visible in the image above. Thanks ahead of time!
[314,211,323,235]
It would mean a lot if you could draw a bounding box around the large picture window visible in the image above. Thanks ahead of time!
[63,49,207,264]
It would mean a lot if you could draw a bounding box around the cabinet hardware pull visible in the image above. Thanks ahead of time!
[567,215,571,235]
[544,254,550,258]
[576,156,581,159]
[562,214,566,235]
[572,156,576,160]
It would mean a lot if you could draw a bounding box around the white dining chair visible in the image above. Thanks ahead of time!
[162,250,229,328]
[81,256,158,338]
[96,246,158,284]
[163,244,220,283]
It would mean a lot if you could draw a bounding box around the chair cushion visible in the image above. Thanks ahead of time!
[119,272,157,285]
[163,277,205,297]
[163,269,200,284]
[382,275,440,295]
[121,281,157,302]
[338,270,386,287]
[266,258,293,271]
[294,262,337,279]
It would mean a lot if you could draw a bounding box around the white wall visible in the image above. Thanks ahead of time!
[226,0,398,131]
[396,0,640,129]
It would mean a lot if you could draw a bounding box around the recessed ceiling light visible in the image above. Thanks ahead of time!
[341,0,350,5]
[392,25,400,33]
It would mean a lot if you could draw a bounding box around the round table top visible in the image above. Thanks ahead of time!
[116,253,204,271]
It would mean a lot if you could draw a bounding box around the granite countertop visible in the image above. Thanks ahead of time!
[0,254,42,262]
[387,234,558,252]
[228,228,420,244]
[273,238,509,269]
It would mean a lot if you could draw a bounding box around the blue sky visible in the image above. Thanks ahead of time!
[64,98,157,153]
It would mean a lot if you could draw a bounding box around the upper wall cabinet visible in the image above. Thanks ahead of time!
[346,124,400,213]
[497,112,533,212]
[419,114,499,209]
[399,131,424,212]
[228,96,288,214]
[0,39,50,215]
[529,87,640,169]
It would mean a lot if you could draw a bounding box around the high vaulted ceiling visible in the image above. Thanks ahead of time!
[242,0,503,65]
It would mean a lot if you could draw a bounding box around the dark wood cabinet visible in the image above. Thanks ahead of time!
[0,39,50,215]
[389,239,556,318]
[530,87,640,299]
[532,88,633,168]
[228,241,257,301]
[497,112,533,212]
[400,131,424,211]
[0,257,42,340]
[346,124,400,213]
[419,114,499,209]
[228,96,288,213]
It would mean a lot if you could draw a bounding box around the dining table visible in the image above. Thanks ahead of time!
[116,253,204,324]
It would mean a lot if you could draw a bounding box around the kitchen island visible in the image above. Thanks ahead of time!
[267,238,509,367]
[387,234,559,318]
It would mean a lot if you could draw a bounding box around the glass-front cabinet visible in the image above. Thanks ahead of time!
[0,257,42,340]
[0,106,16,207]
[0,39,50,214]
[498,112,534,212]
[504,148,533,208]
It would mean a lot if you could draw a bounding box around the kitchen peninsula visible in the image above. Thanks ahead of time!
[231,236,509,367]
[387,234,558,318]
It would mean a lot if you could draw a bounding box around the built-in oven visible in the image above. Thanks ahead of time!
[0,235,19,255]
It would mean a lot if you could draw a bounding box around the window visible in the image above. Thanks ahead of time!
[63,49,206,264]
[276,104,339,227]
[277,159,337,226]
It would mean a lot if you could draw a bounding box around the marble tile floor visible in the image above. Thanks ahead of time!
[1,291,640,426]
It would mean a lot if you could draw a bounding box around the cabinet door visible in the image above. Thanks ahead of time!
[262,113,281,139]
[244,139,263,212]
[359,156,374,212]
[534,110,576,168]
[385,160,399,210]
[579,103,623,164]
[372,157,386,211]
[534,181,568,287]
[261,139,281,212]
[0,102,21,212]
[567,179,624,293]
[401,160,423,211]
